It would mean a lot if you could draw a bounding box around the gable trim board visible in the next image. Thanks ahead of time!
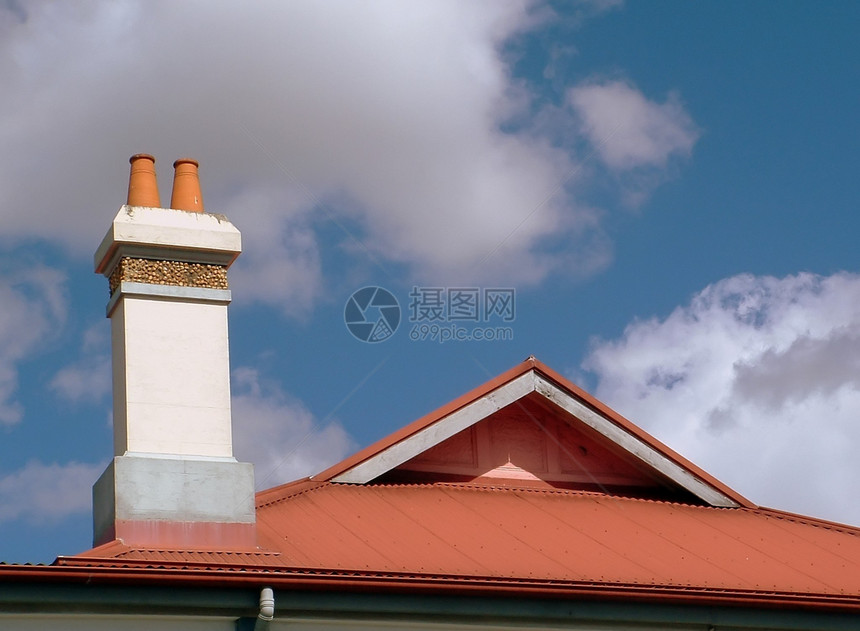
[326,358,747,508]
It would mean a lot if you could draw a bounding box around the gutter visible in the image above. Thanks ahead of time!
[1,564,860,615]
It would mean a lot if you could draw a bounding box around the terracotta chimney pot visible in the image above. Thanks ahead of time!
[170,158,204,213]
[126,154,161,207]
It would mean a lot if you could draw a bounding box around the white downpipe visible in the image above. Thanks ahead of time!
[255,587,275,629]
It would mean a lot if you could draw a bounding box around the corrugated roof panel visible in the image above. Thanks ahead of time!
[682,508,860,592]
[581,501,830,592]
[263,487,385,569]
[73,481,860,601]
[513,490,707,585]
[437,485,626,581]
[262,484,501,574]
[65,481,860,610]
[253,483,860,596]
[376,484,569,578]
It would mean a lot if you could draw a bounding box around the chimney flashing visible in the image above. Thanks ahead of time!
[93,455,256,548]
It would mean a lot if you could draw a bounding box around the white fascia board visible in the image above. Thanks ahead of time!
[332,372,536,484]
[95,206,242,274]
[533,375,738,507]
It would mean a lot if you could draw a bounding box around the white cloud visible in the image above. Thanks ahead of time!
[0,460,104,524]
[49,354,111,404]
[583,272,860,527]
[222,186,324,317]
[568,79,699,171]
[0,1,694,310]
[0,264,67,425]
[49,322,111,404]
[231,367,357,489]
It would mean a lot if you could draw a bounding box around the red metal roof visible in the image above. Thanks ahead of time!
[255,481,860,594]
[53,357,860,611]
[57,480,860,610]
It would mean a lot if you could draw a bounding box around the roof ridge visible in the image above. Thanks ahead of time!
[256,478,328,508]
[345,480,737,509]
[259,476,747,509]
[754,506,860,536]
[114,549,281,556]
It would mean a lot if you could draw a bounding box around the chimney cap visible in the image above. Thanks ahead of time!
[130,153,156,164]
[94,206,242,275]
[173,157,199,168]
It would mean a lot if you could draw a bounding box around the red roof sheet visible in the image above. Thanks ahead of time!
[254,481,860,594]
[60,480,860,610]
[56,357,860,611]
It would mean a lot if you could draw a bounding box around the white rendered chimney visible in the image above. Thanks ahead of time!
[91,155,255,548]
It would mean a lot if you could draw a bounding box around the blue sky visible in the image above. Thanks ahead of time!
[1,1,859,563]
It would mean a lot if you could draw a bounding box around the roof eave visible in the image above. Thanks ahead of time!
[3,563,859,616]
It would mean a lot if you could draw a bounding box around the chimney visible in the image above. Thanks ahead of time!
[91,155,255,549]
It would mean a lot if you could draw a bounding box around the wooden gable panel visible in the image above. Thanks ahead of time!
[391,392,680,494]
